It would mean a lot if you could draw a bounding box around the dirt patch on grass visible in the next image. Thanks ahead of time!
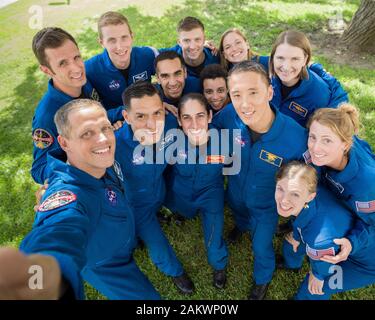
[306,30,375,70]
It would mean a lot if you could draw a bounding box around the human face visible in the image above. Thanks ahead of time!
[178,27,205,63]
[275,177,316,218]
[228,71,273,131]
[222,32,249,64]
[178,99,212,146]
[58,107,115,178]
[123,94,165,145]
[308,120,349,169]
[41,40,86,97]
[273,42,308,86]
[156,58,187,100]
[100,23,133,69]
[203,78,228,111]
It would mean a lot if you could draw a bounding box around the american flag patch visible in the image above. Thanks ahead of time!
[355,200,375,214]
[206,155,225,164]
[306,244,335,261]
[303,150,312,164]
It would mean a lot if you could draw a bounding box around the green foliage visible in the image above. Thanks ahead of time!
[0,0,374,300]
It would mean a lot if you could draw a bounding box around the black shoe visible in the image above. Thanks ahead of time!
[227,226,243,245]
[276,254,300,273]
[248,283,269,300]
[157,210,171,224]
[174,213,186,226]
[172,273,194,295]
[276,221,293,236]
[213,269,226,289]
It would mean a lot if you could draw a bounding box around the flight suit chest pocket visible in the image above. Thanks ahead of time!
[86,190,134,266]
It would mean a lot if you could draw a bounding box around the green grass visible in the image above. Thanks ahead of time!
[0,0,374,300]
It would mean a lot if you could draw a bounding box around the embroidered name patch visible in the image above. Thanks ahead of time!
[306,245,335,261]
[303,150,312,164]
[206,155,225,164]
[325,173,345,194]
[38,190,77,212]
[133,71,148,82]
[259,150,283,167]
[289,102,308,118]
[355,200,375,214]
[32,128,54,149]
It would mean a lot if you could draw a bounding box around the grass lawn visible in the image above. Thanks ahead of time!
[0,0,374,300]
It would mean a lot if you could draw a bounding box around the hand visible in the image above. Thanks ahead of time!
[0,247,62,299]
[285,231,300,252]
[163,102,178,118]
[308,271,324,295]
[112,121,124,131]
[204,40,218,56]
[34,180,48,212]
[320,238,352,264]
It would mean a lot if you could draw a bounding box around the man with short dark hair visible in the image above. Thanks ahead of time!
[31,27,123,185]
[200,64,230,114]
[213,61,307,300]
[115,81,195,295]
[155,51,201,107]
[85,11,158,109]
[160,16,219,78]
[0,99,160,300]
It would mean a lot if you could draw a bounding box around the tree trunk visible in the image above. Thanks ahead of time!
[341,0,375,53]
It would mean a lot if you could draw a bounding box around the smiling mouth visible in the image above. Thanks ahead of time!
[71,72,84,80]
[92,146,111,155]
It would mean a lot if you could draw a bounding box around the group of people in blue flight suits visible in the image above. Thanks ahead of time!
[1,11,374,300]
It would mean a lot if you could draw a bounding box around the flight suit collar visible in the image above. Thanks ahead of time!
[293,197,317,231]
[47,152,112,189]
[325,145,359,184]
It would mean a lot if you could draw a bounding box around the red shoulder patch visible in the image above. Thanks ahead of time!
[38,190,77,212]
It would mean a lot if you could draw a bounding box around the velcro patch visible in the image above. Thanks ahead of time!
[32,128,54,149]
[288,101,308,118]
[259,149,283,167]
[91,88,100,101]
[306,244,335,261]
[133,71,148,82]
[356,200,375,214]
[303,150,312,164]
[38,190,77,212]
[206,155,225,164]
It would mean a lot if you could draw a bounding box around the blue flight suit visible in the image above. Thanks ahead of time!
[20,154,160,300]
[227,55,269,73]
[164,127,228,270]
[290,185,375,300]
[279,185,353,299]
[115,113,184,277]
[159,45,220,78]
[297,138,375,299]
[271,67,348,127]
[156,76,202,107]
[213,104,307,284]
[320,137,375,256]
[85,47,158,108]
[31,79,123,185]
